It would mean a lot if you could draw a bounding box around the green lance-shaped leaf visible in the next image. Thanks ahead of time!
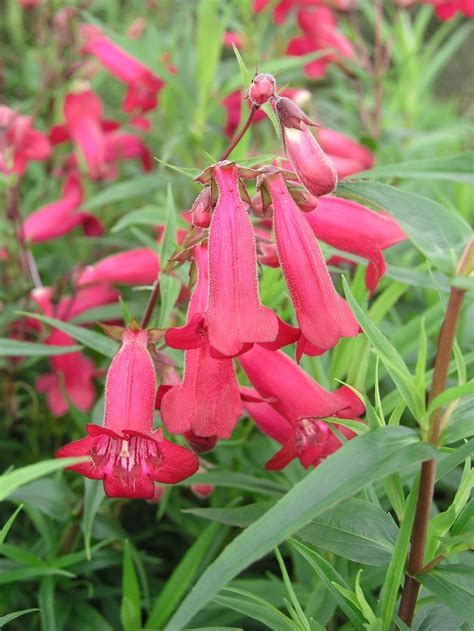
[166,427,434,630]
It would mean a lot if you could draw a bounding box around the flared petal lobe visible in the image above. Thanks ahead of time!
[56,426,198,499]
[207,163,278,356]
[266,172,359,352]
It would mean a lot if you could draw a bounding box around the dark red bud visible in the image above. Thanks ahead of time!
[274,96,316,130]
[184,431,218,453]
[248,73,277,106]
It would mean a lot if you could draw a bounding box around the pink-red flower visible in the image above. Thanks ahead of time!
[265,170,359,356]
[56,325,199,499]
[80,25,164,114]
[240,345,364,468]
[206,163,278,356]
[31,285,118,416]
[50,90,152,180]
[305,196,406,293]
[77,248,159,287]
[253,0,356,24]
[286,7,354,78]
[22,171,103,244]
[395,0,474,19]
[161,245,242,440]
[0,106,51,176]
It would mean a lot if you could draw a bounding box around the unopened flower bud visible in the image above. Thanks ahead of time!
[248,73,276,106]
[274,96,316,130]
[191,187,212,228]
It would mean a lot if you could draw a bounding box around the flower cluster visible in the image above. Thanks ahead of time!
[10,0,468,501]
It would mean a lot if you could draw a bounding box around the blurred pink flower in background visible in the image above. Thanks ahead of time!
[22,171,103,243]
[77,248,160,287]
[31,285,118,416]
[287,7,355,78]
[0,106,51,176]
[50,90,152,180]
[80,24,164,114]
[394,0,474,19]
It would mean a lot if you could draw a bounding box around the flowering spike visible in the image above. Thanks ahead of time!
[266,171,359,352]
[206,162,278,356]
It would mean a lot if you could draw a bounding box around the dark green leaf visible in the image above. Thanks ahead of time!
[167,427,434,630]
[417,564,474,622]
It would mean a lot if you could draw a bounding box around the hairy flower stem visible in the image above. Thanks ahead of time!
[141,278,160,328]
[398,236,473,625]
[220,104,259,161]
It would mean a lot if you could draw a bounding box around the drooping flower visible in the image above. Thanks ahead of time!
[265,170,359,355]
[0,106,51,176]
[286,7,354,78]
[239,345,364,422]
[50,90,152,180]
[56,325,199,499]
[240,346,364,469]
[275,97,338,197]
[80,25,164,114]
[206,162,278,356]
[161,245,242,440]
[22,172,103,244]
[77,248,159,287]
[305,196,406,293]
[31,285,118,416]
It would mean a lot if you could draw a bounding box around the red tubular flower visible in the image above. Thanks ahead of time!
[77,248,159,287]
[31,285,118,416]
[206,162,278,356]
[161,245,242,440]
[317,127,374,177]
[287,7,354,78]
[239,345,364,422]
[240,347,364,469]
[266,171,359,354]
[22,172,103,244]
[80,25,164,114]
[0,106,51,176]
[305,196,406,293]
[56,325,199,499]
